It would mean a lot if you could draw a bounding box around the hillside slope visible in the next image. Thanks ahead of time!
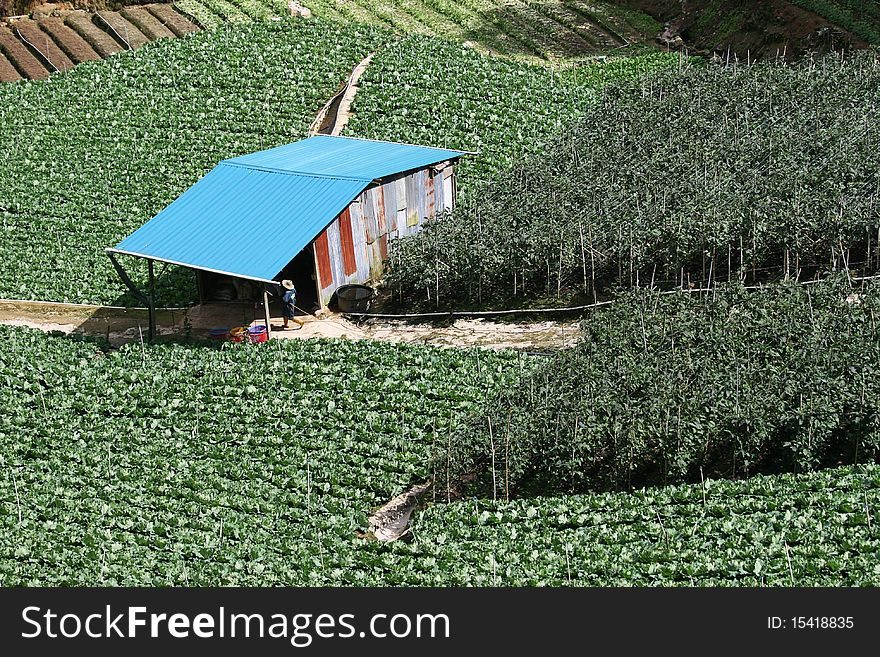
[622,0,880,58]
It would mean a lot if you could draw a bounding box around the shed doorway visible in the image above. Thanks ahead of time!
[277,244,321,313]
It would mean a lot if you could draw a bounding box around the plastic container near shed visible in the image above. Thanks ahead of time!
[209,328,229,341]
[229,326,249,343]
[248,325,268,344]
[335,284,375,313]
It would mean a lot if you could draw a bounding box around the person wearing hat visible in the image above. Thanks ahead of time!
[281,279,297,329]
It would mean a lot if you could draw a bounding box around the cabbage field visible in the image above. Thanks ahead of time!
[0,19,390,306]
[175,0,289,28]
[0,326,526,585]
[345,36,679,191]
[1,325,876,586]
[386,51,880,307]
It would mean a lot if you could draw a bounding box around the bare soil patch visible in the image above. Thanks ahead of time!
[12,17,73,70]
[120,6,174,40]
[146,3,199,37]
[39,16,100,63]
[0,24,49,78]
[64,11,123,57]
[0,49,21,79]
[0,299,581,350]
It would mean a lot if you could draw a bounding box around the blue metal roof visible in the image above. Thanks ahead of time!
[111,165,368,282]
[225,134,467,181]
[109,136,465,282]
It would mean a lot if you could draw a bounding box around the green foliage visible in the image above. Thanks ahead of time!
[0,326,526,585]
[1,325,875,586]
[0,19,390,306]
[174,0,289,25]
[788,0,880,45]
[435,279,880,498]
[407,464,880,586]
[386,53,880,307]
[298,0,664,60]
[346,35,680,193]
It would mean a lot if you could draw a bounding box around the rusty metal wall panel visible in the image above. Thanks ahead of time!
[405,173,420,231]
[384,179,398,236]
[426,172,436,219]
[338,207,358,276]
[362,187,379,244]
[375,185,387,235]
[434,169,444,214]
[395,177,407,237]
[443,167,455,212]
[314,167,459,306]
[419,170,429,228]
[326,217,345,291]
[315,229,333,295]
[348,198,371,282]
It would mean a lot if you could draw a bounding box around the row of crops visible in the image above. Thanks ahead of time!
[0,326,526,585]
[345,36,680,191]
[437,277,880,499]
[0,19,391,305]
[174,0,288,29]
[385,52,880,307]
[407,464,880,586]
[1,324,876,586]
[0,18,677,307]
[297,0,662,60]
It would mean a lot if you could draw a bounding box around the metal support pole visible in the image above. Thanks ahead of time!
[263,288,272,339]
[148,259,156,343]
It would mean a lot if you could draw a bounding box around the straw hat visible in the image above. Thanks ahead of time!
[281,280,295,290]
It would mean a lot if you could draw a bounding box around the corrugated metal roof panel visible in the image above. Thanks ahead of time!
[225,134,466,181]
[111,164,367,282]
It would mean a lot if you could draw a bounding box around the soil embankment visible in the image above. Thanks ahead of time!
[621,0,874,59]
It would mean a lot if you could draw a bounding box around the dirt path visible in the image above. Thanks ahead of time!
[0,299,580,350]
[309,52,374,136]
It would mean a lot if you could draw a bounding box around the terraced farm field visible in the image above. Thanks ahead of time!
[1,324,876,586]
[0,1,291,82]
[0,5,204,81]
[0,19,391,305]
[299,0,663,59]
[385,51,880,307]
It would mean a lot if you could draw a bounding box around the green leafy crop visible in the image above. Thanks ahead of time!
[435,278,880,498]
[0,327,526,585]
[385,53,880,308]
[0,19,390,306]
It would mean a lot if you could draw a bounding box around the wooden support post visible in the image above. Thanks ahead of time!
[148,259,156,343]
[312,244,325,312]
[263,288,272,339]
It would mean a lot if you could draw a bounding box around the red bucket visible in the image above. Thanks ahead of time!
[248,325,268,344]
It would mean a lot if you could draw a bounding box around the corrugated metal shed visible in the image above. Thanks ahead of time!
[109,135,466,283]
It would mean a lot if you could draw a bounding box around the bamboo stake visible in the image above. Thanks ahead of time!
[11,469,22,526]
